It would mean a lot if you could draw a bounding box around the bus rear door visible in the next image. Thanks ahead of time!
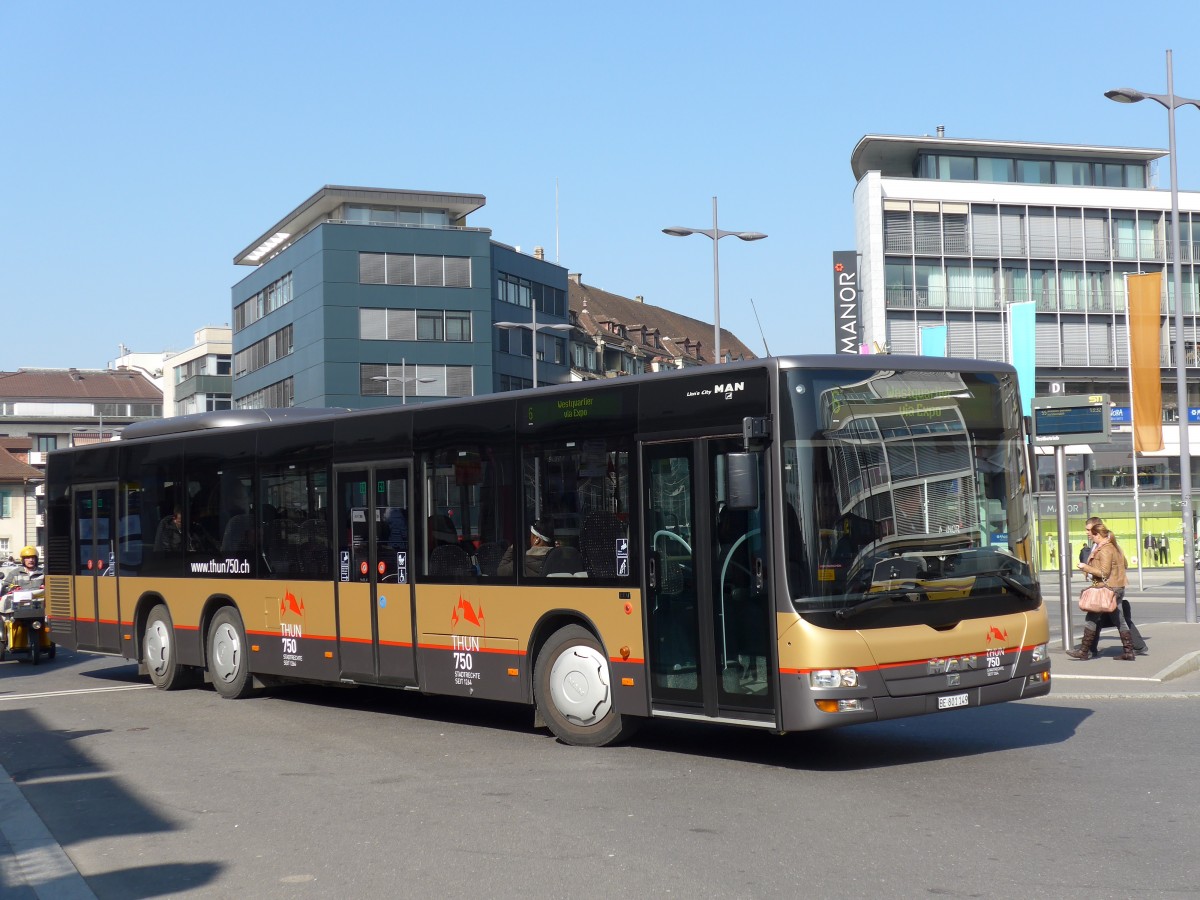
[72,483,122,653]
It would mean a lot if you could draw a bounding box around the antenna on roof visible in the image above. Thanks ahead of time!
[749,297,772,357]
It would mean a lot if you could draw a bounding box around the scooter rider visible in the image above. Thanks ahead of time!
[1,546,43,611]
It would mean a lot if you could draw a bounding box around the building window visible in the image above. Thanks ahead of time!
[417,311,444,341]
[0,491,11,519]
[233,272,293,332]
[360,364,472,399]
[237,378,294,409]
[495,272,566,316]
[360,309,471,343]
[234,325,293,377]
[33,435,58,452]
[358,253,472,288]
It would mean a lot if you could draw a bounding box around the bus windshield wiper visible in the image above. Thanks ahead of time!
[967,569,1038,602]
[835,584,926,619]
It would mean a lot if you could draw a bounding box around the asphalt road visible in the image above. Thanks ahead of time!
[3,647,1200,899]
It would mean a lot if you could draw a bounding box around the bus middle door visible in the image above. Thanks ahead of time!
[335,465,416,685]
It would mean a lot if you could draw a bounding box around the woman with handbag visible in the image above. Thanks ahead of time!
[1066,522,1133,661]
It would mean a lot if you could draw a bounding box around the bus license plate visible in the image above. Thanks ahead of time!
[938,692,969,710]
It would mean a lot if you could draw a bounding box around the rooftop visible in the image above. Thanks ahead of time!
[851,134,1167,182]
[0,368,162,402]
[234,185,488,266]
[569,278,755,365]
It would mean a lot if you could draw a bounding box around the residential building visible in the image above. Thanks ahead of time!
[0,369,162,552]
[163,326,233,416]
[566,274,755,379]
[852,133,1200,568]
[0,437,41,560]
[230,186,569,408]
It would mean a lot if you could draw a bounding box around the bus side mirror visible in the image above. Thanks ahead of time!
[726,453,760,510]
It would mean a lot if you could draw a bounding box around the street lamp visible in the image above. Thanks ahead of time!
[495,306,572,388]
[663,196,766,364]
[371,358,435,405]
[1106,49,1200,623]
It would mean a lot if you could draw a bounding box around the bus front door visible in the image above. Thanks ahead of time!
[72,484,121,653]
[335,465,416,686]
[643,438,774,722]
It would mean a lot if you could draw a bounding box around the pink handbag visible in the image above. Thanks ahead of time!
[1079,583,1117,613]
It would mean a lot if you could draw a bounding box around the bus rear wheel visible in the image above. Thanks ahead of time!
[533,625,638,747]
[208,607,254,699]
[144,604,190,690]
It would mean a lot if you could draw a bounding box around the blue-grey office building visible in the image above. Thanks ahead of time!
[231,186,569,408]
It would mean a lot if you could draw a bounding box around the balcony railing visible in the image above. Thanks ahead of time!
[883,288,1173,313]
[885,235,1200,262]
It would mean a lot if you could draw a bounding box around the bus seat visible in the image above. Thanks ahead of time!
[429,544,473,579]
[474,541,507,576]
[580,513,624,577]
[543,545,587,577]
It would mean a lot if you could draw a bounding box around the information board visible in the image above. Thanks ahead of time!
[1030,394,1110,446]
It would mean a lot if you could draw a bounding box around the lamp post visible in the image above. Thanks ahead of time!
[371,358,435,405]
[495,306,572,388]
[663,197,766,364]
[1106,49,1200,623]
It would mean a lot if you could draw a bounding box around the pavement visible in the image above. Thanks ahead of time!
[1038,566,1200,698]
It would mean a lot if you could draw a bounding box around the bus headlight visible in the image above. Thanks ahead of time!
[809,668,860,689]
[1030,643,1048,663]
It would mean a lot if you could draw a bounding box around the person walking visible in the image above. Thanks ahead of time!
[1072,517,1148,657]
[1066,521,1134,661]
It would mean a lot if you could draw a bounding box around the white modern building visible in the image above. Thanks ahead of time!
[852,133,1200,569]
[162,326,233,416]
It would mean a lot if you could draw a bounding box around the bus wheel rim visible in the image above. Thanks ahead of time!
[145,620,171,676]
[211,623,242,683]
[548,644,612,726]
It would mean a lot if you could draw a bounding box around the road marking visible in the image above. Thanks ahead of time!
[0,684,154,703]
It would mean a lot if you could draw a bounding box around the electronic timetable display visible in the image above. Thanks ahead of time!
[1030,394,1110,446]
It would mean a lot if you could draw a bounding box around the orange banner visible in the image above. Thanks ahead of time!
[1127,272,1163,453]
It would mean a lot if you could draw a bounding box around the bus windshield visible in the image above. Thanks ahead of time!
[780,366,1036,614]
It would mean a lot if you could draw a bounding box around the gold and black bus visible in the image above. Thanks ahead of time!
[45,355,1049,746]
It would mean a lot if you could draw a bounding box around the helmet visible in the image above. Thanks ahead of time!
[19,545,38,559]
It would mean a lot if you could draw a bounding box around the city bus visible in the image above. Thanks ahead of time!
[44,355,1050,746]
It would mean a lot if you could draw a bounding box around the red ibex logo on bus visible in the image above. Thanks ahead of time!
[986,625,1008,644]
[279,589,305,619]
[451,596,485,632]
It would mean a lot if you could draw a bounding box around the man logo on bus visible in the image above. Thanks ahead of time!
[986,625,1008,643]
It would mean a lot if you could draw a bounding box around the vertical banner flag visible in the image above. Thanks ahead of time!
[919,325,947,357]
[1127,272,1164,452]
[832,251,860,354]
[1008,301,1036,417]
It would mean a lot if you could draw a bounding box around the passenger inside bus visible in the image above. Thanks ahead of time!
[497,519,555,577]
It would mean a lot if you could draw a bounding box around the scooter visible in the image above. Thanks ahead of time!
[0,586,56,665]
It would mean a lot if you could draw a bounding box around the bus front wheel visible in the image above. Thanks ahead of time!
[208,608,254,699]
[533,625,638,747]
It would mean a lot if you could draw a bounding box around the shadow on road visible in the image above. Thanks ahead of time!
[625,701,1092,769]
[0,706,225,899]
[234,680,1091,770]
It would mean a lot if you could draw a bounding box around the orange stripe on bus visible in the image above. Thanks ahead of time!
[780,644,1040,676]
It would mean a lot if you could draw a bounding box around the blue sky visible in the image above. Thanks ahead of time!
[3,1,1199,370]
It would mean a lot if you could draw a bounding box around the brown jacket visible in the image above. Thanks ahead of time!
[1081,540,1127,589]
